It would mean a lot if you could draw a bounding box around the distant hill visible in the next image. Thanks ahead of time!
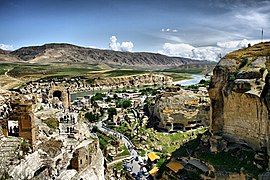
[0,43,215,69]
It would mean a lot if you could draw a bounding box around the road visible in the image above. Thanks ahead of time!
[94,116,149,179]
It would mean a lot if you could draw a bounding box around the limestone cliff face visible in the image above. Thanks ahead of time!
[147,89,210,132]
[209,42,270,150]
[92,74,172,88]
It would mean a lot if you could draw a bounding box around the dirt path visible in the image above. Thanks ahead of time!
[0,68,23,90]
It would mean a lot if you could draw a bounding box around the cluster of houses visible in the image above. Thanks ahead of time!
[146,151,214,179]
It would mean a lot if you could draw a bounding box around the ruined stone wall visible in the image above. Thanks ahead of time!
[70,139,101,172]
[48,85,70,109]
[9,103,36,146]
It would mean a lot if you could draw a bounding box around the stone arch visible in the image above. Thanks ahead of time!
[53,91,62,101]
[48,85,70,109]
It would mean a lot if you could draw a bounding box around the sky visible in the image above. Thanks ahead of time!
[0,0,270,61]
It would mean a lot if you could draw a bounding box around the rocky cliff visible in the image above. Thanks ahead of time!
[92,73,173,88]
[209,42,270,150]
[7,137,104,180]
[147,88,210,132]
[0,43,213,69]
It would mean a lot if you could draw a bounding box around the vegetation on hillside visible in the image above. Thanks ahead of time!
[224,42,270,63]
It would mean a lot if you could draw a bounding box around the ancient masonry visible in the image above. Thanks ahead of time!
[70,139,99,172]
[48,85,71,109]
[2,102,36,146]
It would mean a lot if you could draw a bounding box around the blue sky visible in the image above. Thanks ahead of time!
[0,0,270,60]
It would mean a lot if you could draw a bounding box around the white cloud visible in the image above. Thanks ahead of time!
[109,36,133,52]
[235,11,269,28]
[0,44,13,50]
[120,41,134,52]
[158,39,270,61]
[160,28,178,35]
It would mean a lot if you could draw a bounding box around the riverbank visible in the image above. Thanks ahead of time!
[171,74,208,86]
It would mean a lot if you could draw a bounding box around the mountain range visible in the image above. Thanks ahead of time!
[0,43,215,69]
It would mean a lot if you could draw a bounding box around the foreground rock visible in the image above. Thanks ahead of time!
[0,90,105,179]
[209,42,270,162]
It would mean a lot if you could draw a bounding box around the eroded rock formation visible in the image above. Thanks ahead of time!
[92,74,172,88]
[209,42,270,151]
[147,88,210,132]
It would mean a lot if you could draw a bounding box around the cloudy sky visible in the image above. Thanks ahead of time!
[0,0,270,61]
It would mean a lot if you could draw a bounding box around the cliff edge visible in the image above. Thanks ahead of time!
[209,42,270,150]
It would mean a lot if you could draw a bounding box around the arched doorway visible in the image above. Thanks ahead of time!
[53,91,62,101]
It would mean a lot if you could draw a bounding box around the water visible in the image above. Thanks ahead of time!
[71,90,102,101]
[71,74,208,100]
[70,85,161,101]
[171,74,208,86]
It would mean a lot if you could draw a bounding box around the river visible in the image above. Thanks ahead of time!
[171,74,208,86]
[71,74,208,100]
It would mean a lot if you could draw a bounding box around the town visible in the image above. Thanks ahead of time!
[0,73,212,179]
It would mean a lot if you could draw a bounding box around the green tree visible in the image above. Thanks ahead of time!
[122,99,132,109]
[85,112,98,123]
[92,125,98,133]
[91,93,105,101]
[108,107,117,119]
[116,100,122,108]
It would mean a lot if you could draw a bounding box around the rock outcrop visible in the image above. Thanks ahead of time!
[92,73,173,88]
[147,88,210,132]
[209,42,270,150]
[8,137,104,180]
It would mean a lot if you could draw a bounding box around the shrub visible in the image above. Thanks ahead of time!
[105,96,112,102]
[260,67,266,75]
[122,99,132,109]
[85,112,98,123]
[21,139,30,155]
[239,58,248,69]
[43,117,59,129]
[91,93,106,101]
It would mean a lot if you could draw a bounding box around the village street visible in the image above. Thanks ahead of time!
[94,116,149,179]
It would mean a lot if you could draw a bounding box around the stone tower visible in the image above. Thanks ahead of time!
[18,103,36,145]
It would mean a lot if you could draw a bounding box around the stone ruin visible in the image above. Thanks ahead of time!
[48,85,71,109]
[0,91,36,147]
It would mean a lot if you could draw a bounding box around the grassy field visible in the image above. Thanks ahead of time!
[7,63,101,78]
[163,72,191,81]
[0,62,206,89]
[160,68,205,74]
[104,69,148,77]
